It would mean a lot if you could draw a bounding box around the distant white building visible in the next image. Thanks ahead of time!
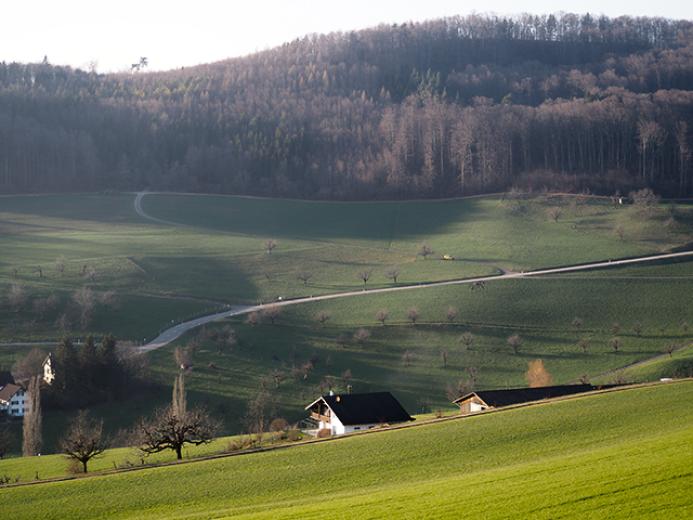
[305,391,413,436]
[0,384,28,417]
[42,353,55,385]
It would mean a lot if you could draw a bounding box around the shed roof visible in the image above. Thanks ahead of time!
[0,384,23,404]
[453,384,619,407]
[306,392,414,426]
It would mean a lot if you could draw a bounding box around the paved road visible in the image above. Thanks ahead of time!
[139,250,693,352]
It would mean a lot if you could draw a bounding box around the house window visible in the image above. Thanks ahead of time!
[354,427,361,430]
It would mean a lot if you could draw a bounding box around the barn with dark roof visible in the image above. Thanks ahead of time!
[306,392,414,435]
[453,384,620,413]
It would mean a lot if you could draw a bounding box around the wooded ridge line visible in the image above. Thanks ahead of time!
[1,13,693,199]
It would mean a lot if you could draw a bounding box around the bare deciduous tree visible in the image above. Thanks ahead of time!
[614,224,625,240]
[8,283,27,311]
[12,348,46,384]
[407,307,419,325]
[265,239,277,255]
[54,255,67,275]
[633,322,643,337]
[358,270,372,289]
[315,310,331,326]
[609,337,621,353]
[138,406,218,460]
[296,271,313,286]
[22,376,42,457]
[418,243,433,259]
[262,305,281,325]
[546,206,562,222]
[385,267,400,284]
[507,334,522,355]
[525,359,553,387]
[353,328,371,345]
[244,385,275,444]
[341,369,352,387]
[73,287,96,329]
[174,346,193,371]
[578,337,590,353]
[375,309,389,325]
[571,317,583,334]
[610,322,621,335]
[60,411,108,473]
[402,350,414,367]
[446,306,458,323]
[245,311,259,326]
[440,349,449,368]
[459,332,474,350]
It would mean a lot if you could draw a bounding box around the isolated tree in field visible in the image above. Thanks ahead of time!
[525,359,553,387]
[22,376,42,457]
[680,320,689,334]
[546,206,562,222]
[418,243,433,259]
[665,344,677,358]
[138,406,218,460]
[629,188,660,216]
[315,310,331,326]
[54,255,67,275]
[60,411,107,473]
[341,369,352,387]
[245,311,259,326]
[353,328,371,345]
[262,305,281,325]
[385,267,400,284]
[632,322,643,337]
[609,337,621,353]
[446,306,458,323]
[579,374,590,384]
[375,308,389,325]
[73,286,96,329]
[270,369,285,388]
[358,270,372,289]
[11,348,46,383]
[244,385,275,443]
[296,271,313,286]
[8,283,27,311]
[407,307,420,325]
[614,224,625,240]
[459,332,474,350]
[571,317,583,334]
[402,350,414,367]
[578,337,590,354]
[507,334,522,355]
[217,325,237,354]
[440,349,449,368]
[610,322,621,335]
[265,239,277,255]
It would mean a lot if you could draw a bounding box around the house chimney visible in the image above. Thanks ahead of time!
[329,390,334,396]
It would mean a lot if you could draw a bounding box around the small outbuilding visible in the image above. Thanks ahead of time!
[306,391,414,435]
[453,384,618,413]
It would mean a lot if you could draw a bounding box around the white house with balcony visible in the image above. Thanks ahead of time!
[305,391,413,435]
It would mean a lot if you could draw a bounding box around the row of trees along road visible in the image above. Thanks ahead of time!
[1,13,693,197]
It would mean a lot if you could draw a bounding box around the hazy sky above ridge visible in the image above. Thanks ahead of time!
[2,0,692,72]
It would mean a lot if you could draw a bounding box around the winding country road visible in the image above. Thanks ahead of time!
[135,191,693,351]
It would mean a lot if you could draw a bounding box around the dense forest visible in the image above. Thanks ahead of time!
[1,13,693,198]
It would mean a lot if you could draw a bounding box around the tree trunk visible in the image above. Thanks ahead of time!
[82,460,88,473]
[176,446,183,460]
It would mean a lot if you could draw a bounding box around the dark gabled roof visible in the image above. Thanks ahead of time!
[453,384,620,407]
[307,392,414,425]
[0,383,22,403]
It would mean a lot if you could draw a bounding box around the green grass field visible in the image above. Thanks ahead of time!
[1,193,691,452]
[1,193,691,342]
[1,382,691,519]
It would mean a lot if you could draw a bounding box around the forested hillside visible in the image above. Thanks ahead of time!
[2,13,693,198]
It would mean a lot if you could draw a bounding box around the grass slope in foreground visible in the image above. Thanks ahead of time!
[1,381,691,519]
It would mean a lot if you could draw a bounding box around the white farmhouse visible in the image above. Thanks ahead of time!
[42,353,55,385]
[0,384,28,417]
[305,391,413,435]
